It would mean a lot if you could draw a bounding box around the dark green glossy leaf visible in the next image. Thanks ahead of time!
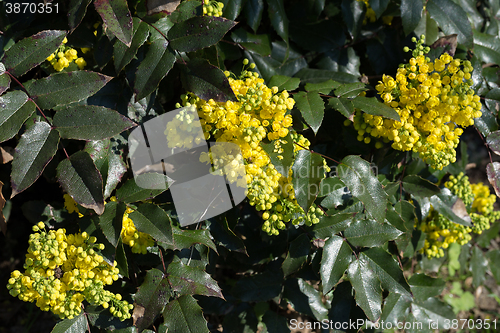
[427,0,473,49]
[68,0,93,30]
[134,268,171,332]
[232,270,283,302]
[262,311,289,333]
[231,28,271,56]
[318,177,345,196]
[305,80,341,94]
[411,297,454,329]
[401,0,423,36]
[347,258,382,322]
[351,96,400,121]
[0,91,34,143]
[114,18,149,73]
[208,216,247,254]
[167,261,223,298]
[99,201,126,247]
[313,212,354,239]
[0,63,11,95]
[429,192,471,226]
[334,82,366,98]
[221,0,243,21]
[128,203,173,244]
[473,30,500,65]
[320,236,352,294]
[329,97,355,120]
[380,292,412,326]
[369,0,390,18]
[415,12,440,45]
[116,173,171,203]
[295,68,359,84]
[94,0,133,46]
[292,150,325,213]
[408,273,445,301]
[56,151,105,215]
[245,0,264,32]
[338,155,388,223]
[26,71,112,109]
[294,91,324,134]
[2,30,66,77]
[267,0,289,45]
[50,313,87,333]
[134,39,176,101]
[362,248,412,297]
[282,234,311,276]
[475,105,498,137]
[471,246,488,288]
[341,0,364,41]
[268,75,300,92]
[168,16,236,53]
[284,278,328,321]
[402,175,440,198]
[486,249,500,284]
[11,121,59,197]
[180,58,237,102]
[486,131,500,156]
[171,226,217,252]
[261,132,294,177]
[162,295,209,333]
[344,219,402,247]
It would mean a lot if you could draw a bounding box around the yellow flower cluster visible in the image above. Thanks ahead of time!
[353,36,481,170]
[419,173,499,258]
[172,61,325,234]
[202,0,224,16]
[7,222,133,320]
[46,37,87,71]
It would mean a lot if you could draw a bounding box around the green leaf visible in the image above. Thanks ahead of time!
[471,246,488,288]
[180,58,237,102]
[486,131,500,156]
[351,96,400,121]
[475,105,498,137]
[409,274,445,301]
[231,270,283,302]
[318,177,345,196]
[415,12,440,45]
[56,151,105,215]
[128,203,173,244]
[426,0,474,49]
[68,0,93,30]
[231,28,271,56]
[362,248,412,297]
[167,261,223,298]
[0,63,11,95]
[313,212,354,239]
[267,0,289,46]
[116,173,171,203]
[134,268,171,332]
[305,80,341,94]
[284,278,328,321]
[208,216,247,254]
[328,97,354,119]
[293,91,324,134]
[402,175,440,198]
[94,0,133,46]
[261,132,294,177]
[341,0,364,41]
[380,292,412,326]
[282,234,311,276]
[411,297,454,329]
[486,249,500,284]
[171,226,217,252]
[133,39,176,101]
[429,192,471,226]
[11,121,59,197]
[292,150,325,213]
[344,218,402,247]
[369,0,390,18]
[245,0,264,32]
[114,18,150,73]
[220,0,243,21]
[268,75,300,92]
[162,295,209,333]
[0,91,34,143]
[320,236,352,294]
[295,68,359,84]
[347,258,382,322]
[99,201,126,247]
[26,71,112,109]
[337,155,388,223]
[168,16,236,53]
[2,30,66,77]
[50,313,87,333]
[54,105,136,141]
[401,0,423,36]
[262,311,289,333]
[334,82,366,98]
[473,30,500,65]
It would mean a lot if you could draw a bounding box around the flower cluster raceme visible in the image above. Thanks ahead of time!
[7,223,133,320]
[46,38,87,71]
[419,172,499,258]
[201,0,224,16]
[172,61,326,235]
[350,36,482,170]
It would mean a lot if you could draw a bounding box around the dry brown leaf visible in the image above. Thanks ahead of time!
[147,0,181,15]
[0,146,14,164]
[132,304,145,327]
[431,34,458,56]
[0,181,6,235]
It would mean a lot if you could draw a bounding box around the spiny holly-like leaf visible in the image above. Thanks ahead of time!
[351,96,400,121]
[56,151,105,215]
[114,18,150,73]
[170,226,217,252]
[408,274,445,301]
[116,173,171,203]
[292,150,325,213]
[344,218,402,247]
[50,313,87,333]
[471,246,488,288]
[268,75,300,92]
[133,268,171,332]
[54,105,136,140]
[68,0,93,30]
[0,91,35,143]
[361,248,412,297]
[231,28,271,55]
[329,97,354,119]
[99,201,126,247]
[2,30,66,77]
[334,82,367,98]
[401,0,423,36]
[282,234,311,277]
[25,71,112,109]
[128,203,173,245]
[380,292,412,326]
[313,212,354,239]
[11,122,59,197]
[168,16,237,53]
[167,261,223,298]
[305,80,341,94]
[162,295,209,333]
[337,155,388,223]
[487,162,500,198]
[94,0,133,46]
[293,91,324,134]
[402,175,440,198]
[426,0,473,49]
[261,132,294,177]
[133,39,176,101]
[347,258,382,322]
[411,297,454,329]
[320,236,353,294]
[180,58,237,103]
